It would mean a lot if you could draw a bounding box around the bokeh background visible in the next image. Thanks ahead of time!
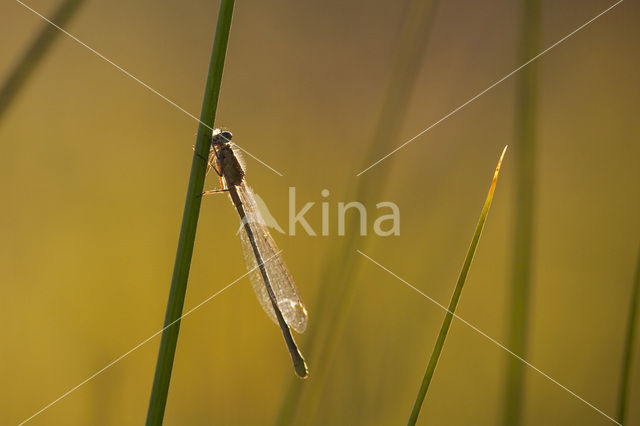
[1,0,639,424]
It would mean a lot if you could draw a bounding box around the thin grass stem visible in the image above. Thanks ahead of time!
[407,147,507,426]
[144,1,234,424]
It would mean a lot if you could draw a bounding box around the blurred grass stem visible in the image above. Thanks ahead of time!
[275,1,440,424]
[616,246,640,423]
[407,147,507,425]
[504,1,539,424]
[0,0,86,124]
[145,1,234,424]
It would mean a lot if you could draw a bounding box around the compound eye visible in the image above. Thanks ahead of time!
[220,131,233,141]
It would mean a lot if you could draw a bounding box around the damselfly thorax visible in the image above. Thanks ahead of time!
[211,131,244,187]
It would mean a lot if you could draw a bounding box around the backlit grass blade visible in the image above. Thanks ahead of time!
[145,1,234,425]
[407,146,507,426]
[616,245,640,424]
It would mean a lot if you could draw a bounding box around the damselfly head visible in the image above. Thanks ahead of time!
[211,129,233,146]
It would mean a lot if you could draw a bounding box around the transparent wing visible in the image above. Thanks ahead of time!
[236,183,308,333]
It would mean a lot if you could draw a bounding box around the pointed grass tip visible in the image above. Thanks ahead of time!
[493,145,508,181]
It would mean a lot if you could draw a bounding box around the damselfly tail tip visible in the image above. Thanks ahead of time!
[294,356,309,379]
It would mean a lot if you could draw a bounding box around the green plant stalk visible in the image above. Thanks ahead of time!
[504,0,539,424]
[275,2,440,425]
[145,1,234,425]
[617,245,640,423]
[407,147,507,426]
[0,0,86,123]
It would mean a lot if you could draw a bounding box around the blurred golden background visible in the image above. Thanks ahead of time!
[1,0,638,424]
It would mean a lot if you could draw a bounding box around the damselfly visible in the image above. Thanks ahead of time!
[202,129,309,378]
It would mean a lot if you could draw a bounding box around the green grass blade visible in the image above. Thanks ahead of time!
[504,0,540,424]
[407,146,507,426]
[617,245,640,423]
[0,0,86,124]
[145,1,235,425]
[274,2,441,424]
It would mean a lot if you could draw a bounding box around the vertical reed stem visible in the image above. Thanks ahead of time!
[145,1,234,424]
